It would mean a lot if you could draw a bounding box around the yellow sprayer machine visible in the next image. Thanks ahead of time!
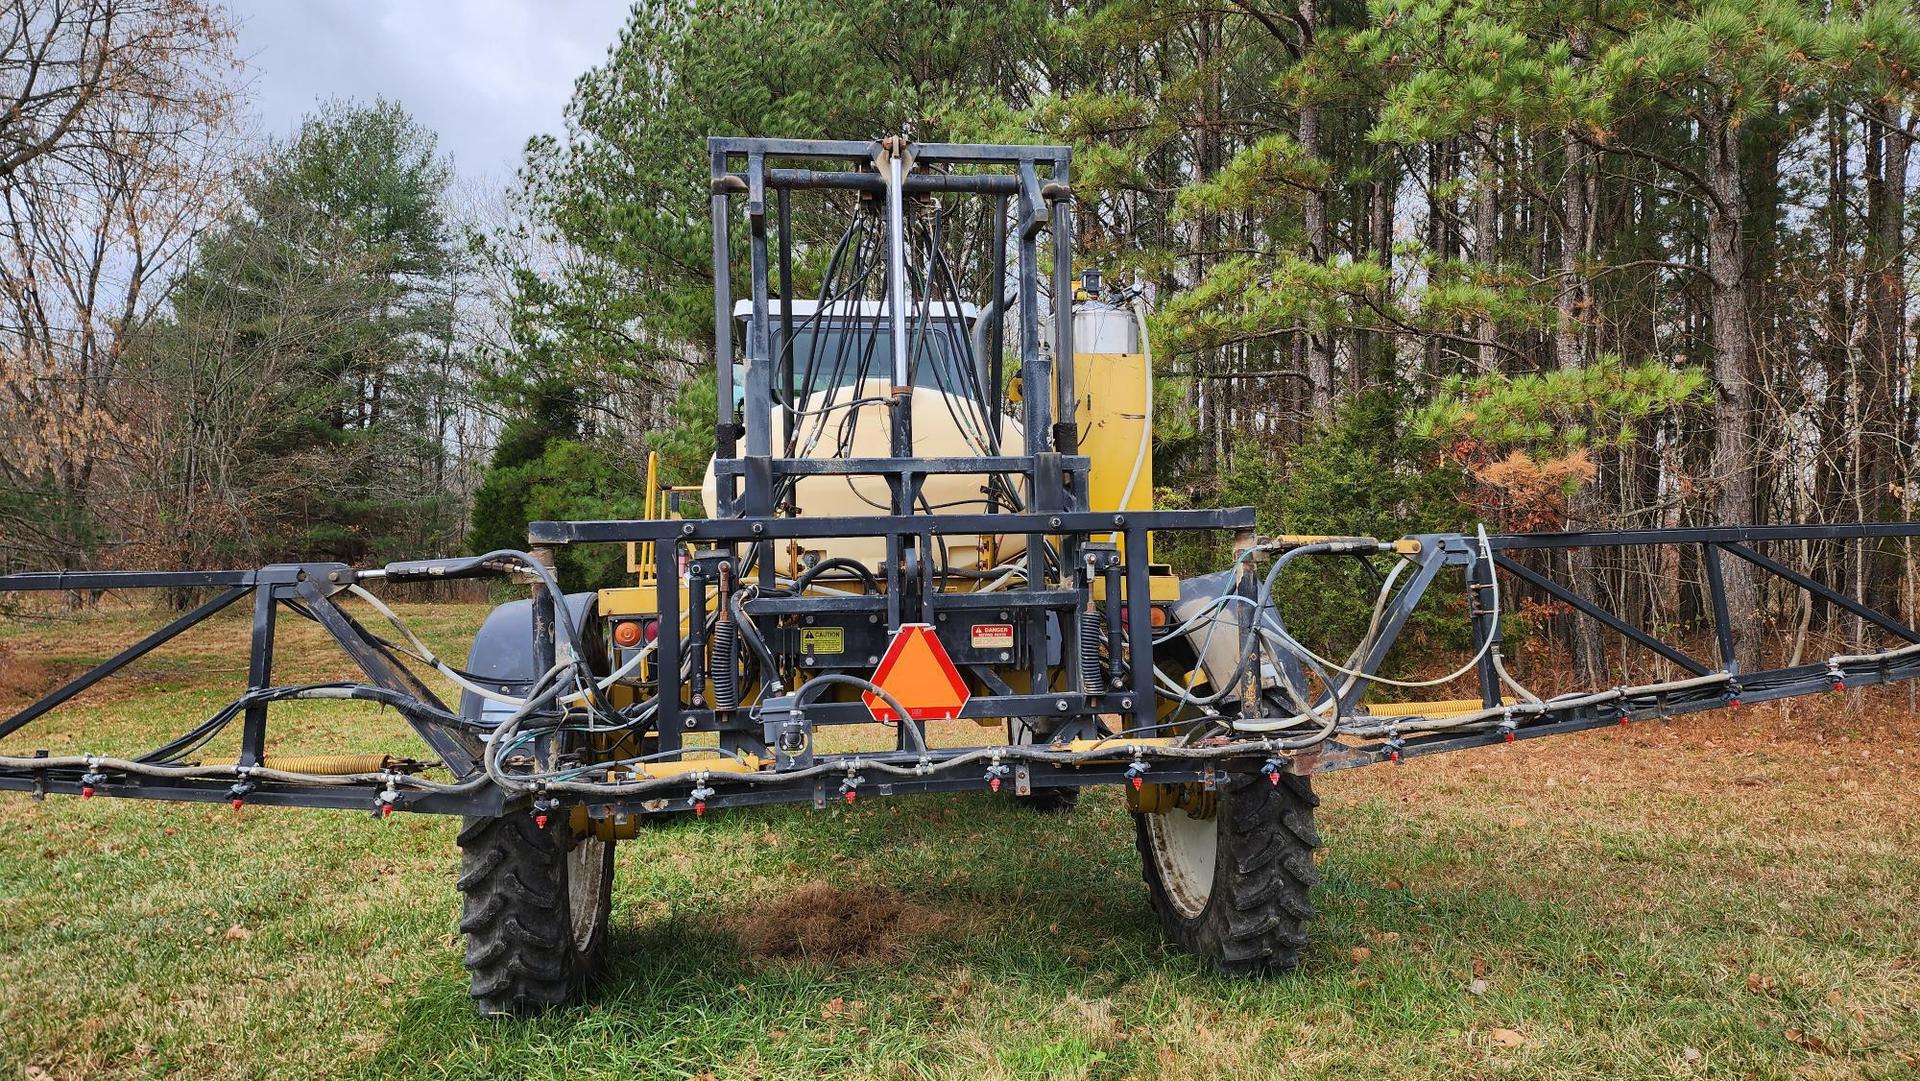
[6,136,1920,1016]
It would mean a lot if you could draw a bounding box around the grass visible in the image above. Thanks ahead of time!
[2,601,1919,1079]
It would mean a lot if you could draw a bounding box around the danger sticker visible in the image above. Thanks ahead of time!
[970,623,1015,649]
[799,626,845,655]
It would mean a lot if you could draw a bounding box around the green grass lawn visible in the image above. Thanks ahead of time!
[2,602,1919,1079]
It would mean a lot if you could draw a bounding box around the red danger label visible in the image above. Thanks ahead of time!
[970,623,1014,649]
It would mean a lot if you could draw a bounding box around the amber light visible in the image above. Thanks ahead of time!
[1149,607,1168,627]
[612,620,644,648]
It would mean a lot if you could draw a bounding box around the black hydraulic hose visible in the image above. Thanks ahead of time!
[794,557,878,593]
[792,673,928,753]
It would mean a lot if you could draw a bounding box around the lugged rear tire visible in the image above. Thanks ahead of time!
[1134,769,1320,974]
[457,813,614,1016]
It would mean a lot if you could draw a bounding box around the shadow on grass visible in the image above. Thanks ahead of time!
[350,795,1752,1079]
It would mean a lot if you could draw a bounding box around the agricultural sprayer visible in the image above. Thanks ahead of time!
[6,137,1920,1016]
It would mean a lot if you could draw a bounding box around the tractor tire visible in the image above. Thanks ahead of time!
[1008,717,1079,812]
[457,812,614,1016]
[1134,768,1319,974]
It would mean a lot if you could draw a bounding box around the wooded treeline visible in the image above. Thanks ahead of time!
[5,0,1920,671]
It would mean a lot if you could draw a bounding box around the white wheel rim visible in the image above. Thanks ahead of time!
[1147,806,1218,919]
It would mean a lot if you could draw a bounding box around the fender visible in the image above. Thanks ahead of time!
[459,592,603,723]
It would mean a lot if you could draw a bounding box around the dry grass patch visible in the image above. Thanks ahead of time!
[727,881,955,968]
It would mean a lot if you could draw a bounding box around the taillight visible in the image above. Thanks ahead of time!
[612,620,644,648]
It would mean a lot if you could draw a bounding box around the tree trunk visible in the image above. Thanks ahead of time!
[1558,36,1605,681]
[1297,0,1332,421]
[1473,120,1499,372]
[1861,101,1910,613]
[1701,97,1762,669]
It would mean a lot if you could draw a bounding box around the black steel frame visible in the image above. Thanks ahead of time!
[7,136,1920,819]
[7,521,1920,817]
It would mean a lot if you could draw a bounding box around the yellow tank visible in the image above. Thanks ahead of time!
[702,377,1027,572]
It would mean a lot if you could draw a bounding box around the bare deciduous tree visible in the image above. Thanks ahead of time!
[0,0,237,571]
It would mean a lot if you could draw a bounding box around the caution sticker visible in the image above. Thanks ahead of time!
[799,626,845,655]
[970,623,1015,649]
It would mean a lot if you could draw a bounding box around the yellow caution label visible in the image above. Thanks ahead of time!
[799,626,844,655]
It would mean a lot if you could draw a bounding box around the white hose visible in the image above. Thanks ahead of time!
[1260,527,1505,690]
[347,584,562,707]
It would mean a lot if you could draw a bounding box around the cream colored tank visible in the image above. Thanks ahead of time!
[702,377,1027,572]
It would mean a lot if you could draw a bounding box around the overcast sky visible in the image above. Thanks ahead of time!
[231,1,633,188]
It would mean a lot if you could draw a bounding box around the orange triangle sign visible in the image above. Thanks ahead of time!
[864,623,971,722]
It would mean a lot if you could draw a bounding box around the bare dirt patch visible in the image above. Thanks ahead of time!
[727,880,954,968]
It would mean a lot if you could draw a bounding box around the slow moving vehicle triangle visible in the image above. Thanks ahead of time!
[863,623,970,721]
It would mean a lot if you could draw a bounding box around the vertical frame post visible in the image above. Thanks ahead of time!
[711,143,738,515]
[1467,549,1501,708]
[1701,543,1739,675]
[1049,152,1076,456]
[1123,527,1154,732]
[237,586,277,767]
[655,537,682,753]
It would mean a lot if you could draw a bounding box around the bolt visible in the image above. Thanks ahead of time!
[1120,697,1133,709]
[999,652,1011,662]
[1055,699,1069,712]
[868,614,880,624]
[805,615,815,625]
[1049,516,1062,528]
[1113,515,1125,526]
[998,611,1009,620]
[682,523,695,535]
[938,613,947,622]
[684,717,698,729]
[867,655,879,665]
[752,523,765,535]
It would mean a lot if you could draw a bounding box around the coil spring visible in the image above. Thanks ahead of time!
[1078,606,1107,694]
[710,618,739,711]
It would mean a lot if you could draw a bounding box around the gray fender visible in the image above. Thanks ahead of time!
[1173,570,1307,700]
[459,593,601,723]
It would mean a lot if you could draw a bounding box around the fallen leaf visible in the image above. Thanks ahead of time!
[372,973,394,988]
[821,996,846,1020]
[1489,1028,1527,1048]
[1472,957,1488,979]
[1468,978,1490,996]
[1384,878,1404,891]
[1746,971,1777,993]
[1683,1047,1702,1063]
[1350,946,1372,963]
[222,925,252,942]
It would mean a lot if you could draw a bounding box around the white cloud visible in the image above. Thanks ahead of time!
[230,0,630,185]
